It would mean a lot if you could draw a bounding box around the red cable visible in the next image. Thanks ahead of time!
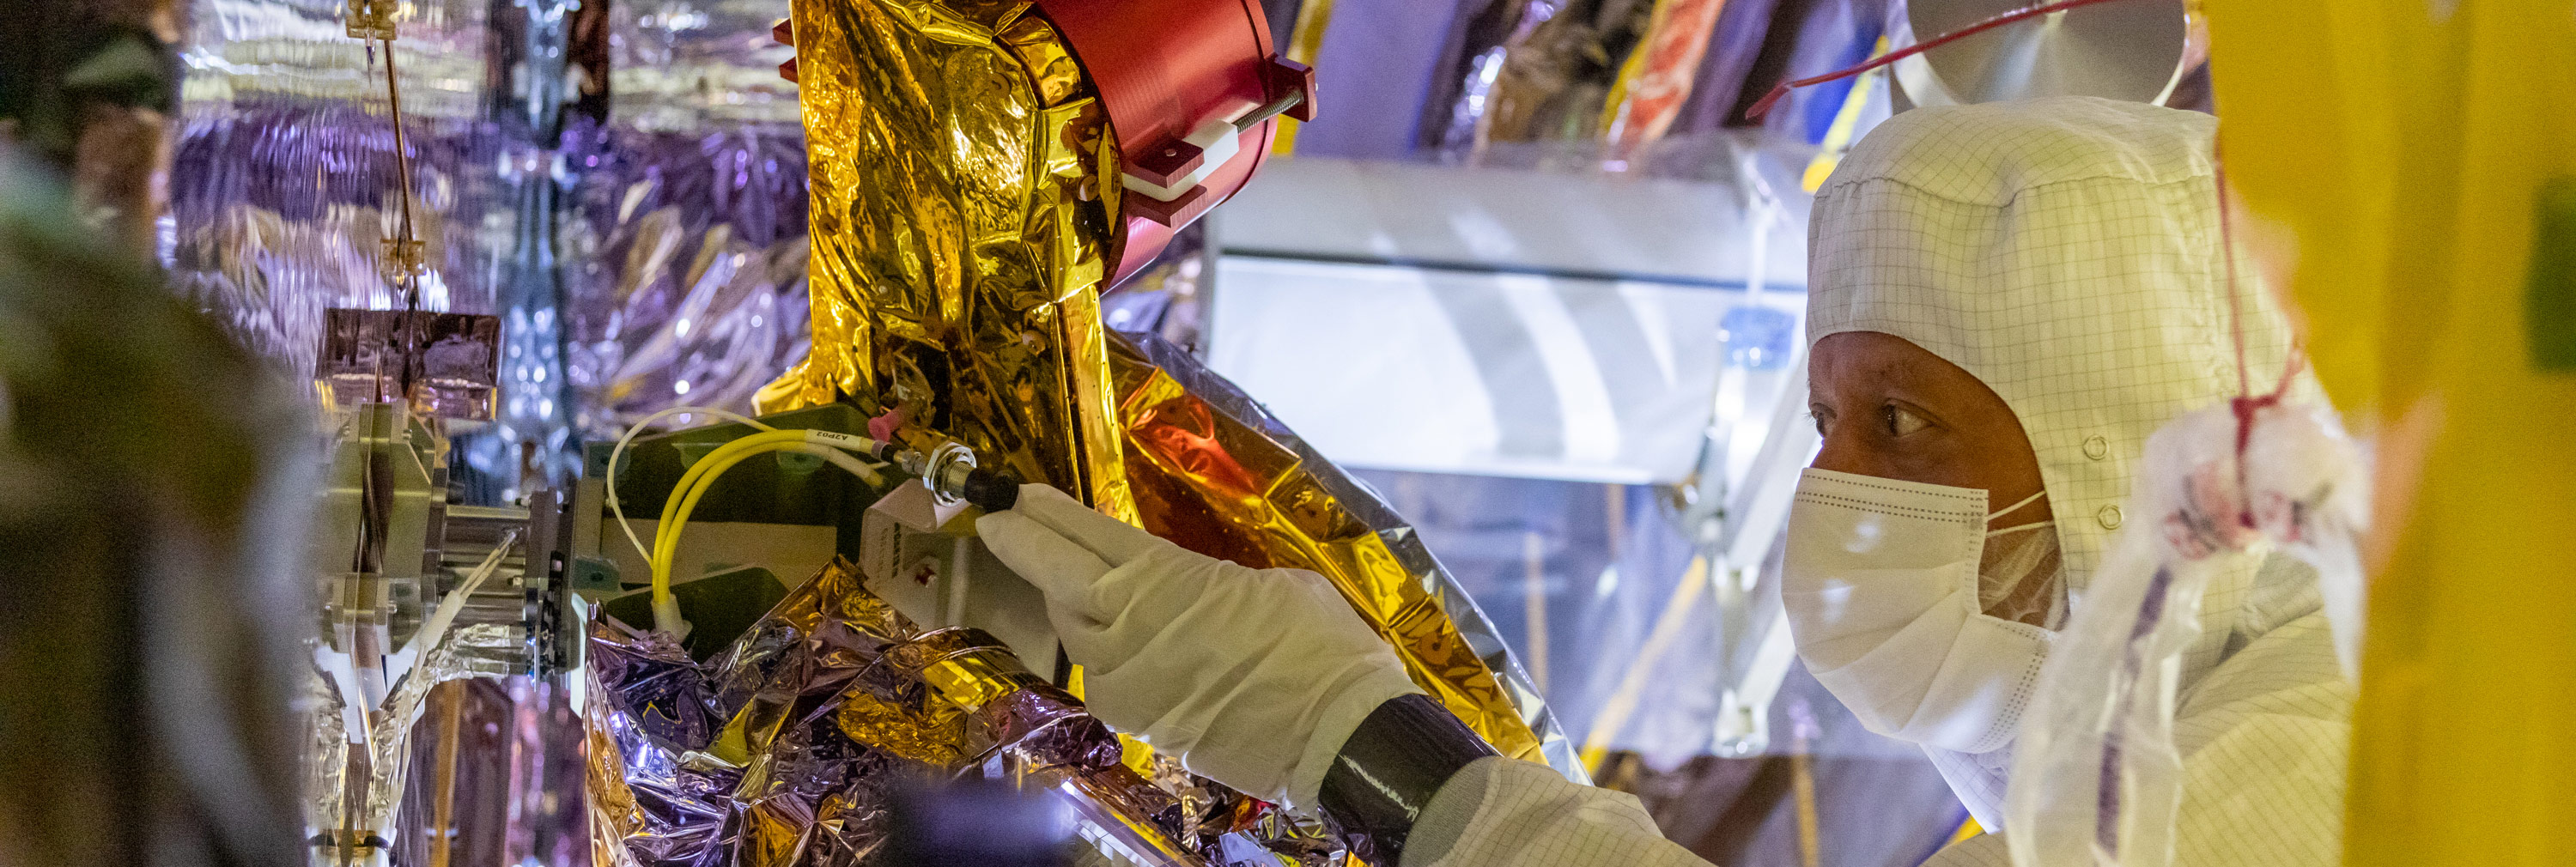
[2217,149,2251,401]
[1744,0,2143,122]
[2215,146,2309,530]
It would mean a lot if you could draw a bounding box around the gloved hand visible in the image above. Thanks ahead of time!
[976,484,1424,808]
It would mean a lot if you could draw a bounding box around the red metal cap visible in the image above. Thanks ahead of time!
[1030,0,1304,286]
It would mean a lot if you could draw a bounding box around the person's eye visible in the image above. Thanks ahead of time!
[1809,406,1833,438]
[1880,403,1932,437]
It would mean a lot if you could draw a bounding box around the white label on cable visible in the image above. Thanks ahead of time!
[804,428,875,451]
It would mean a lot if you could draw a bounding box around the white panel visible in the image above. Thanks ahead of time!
[1208,258,1503,471]
[1209,256,1779,483]
[1215,157,1809,288]
[1498,274,1623,466]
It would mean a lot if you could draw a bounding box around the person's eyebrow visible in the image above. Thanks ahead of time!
[1868,356,1966,427]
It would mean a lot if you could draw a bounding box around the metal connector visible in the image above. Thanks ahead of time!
[906,443,1024,512]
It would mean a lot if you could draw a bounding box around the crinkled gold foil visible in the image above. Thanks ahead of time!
[763,0,1543,766]
[579,685,668,867]
[588,558,1200,865]
[835,687,972,767]
[920,646,1052,710]
[757,0,1134,520]
[1105,336,1546,763]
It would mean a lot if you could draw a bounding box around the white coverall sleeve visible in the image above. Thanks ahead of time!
[1920,611,2352,867]
[2164,611,2351,866]
[1402,757,1712,867]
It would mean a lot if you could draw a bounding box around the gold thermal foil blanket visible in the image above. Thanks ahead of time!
[757,0,1134,518]
[762,0,1548,764]
[1105,334,1546,763]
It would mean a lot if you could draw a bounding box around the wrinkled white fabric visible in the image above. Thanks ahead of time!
[1800,97,2348,865]
[1399,98,2351,867]
[1929,555,2350,866]
[1806,98,2312,596]
[975,483,1422,808]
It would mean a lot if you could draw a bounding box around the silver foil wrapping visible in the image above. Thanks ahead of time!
[553,0,807,437]
[589,559,1158,865]
[586,557,1373,866]
[556,122,813,439]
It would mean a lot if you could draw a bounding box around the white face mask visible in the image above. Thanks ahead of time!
[1782,468,2057,754]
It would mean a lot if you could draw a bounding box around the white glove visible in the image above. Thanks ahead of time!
[976,483,1424,807]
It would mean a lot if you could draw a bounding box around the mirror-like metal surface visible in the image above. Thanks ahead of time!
[1897,0,2188,107]
[557,0,807,438]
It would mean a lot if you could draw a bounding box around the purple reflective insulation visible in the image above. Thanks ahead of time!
[555,119,813,438]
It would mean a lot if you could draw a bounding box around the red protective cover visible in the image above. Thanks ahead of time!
[1030,0,1280,285]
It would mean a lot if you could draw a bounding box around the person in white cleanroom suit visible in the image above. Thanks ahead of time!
[978,96,2351,867]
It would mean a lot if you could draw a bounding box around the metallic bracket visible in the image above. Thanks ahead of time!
[344,0,398,40]
[378,236,425,279]
[1120,55,1315,227]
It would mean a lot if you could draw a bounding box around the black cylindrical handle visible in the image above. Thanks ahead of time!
[962,469,1022,512]
[1318,693,1499,864]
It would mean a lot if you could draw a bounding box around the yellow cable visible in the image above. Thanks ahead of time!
[651,429,812,557]
[651,435,793,590]
[651,433,816,573]
[653,443,801,578]
[607,406,775,566]
[647,427,890,565]
[647,434,810,634]
[645,429,886,635]
[654,437,885,562]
